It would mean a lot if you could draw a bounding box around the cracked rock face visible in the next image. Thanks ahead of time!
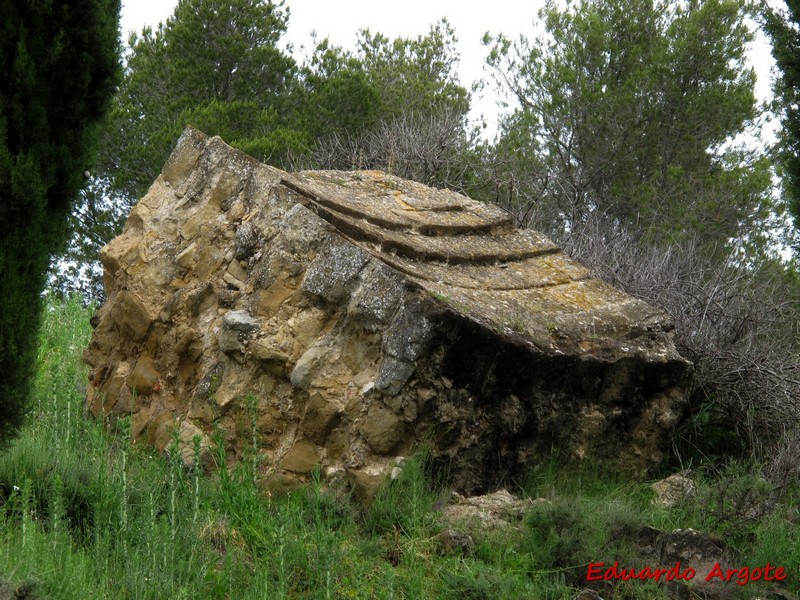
[83,127,691,499]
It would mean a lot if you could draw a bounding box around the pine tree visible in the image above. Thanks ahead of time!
[101,0,297,203]
[763,0,800,243]
[0,0,121,436]
[485,0,772,252]
[300,20,473,187]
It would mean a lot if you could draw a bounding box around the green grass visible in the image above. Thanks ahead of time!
[0,297,797,599]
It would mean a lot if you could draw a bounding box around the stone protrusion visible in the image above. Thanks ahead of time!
[280,438,321,473]
[176,420,213,470]
[375,357,417,396]
[301,392,342,445]
[161,126,206,186]
[176,242,198,268]
[301,238,371,304]
[110,291,152,342]
[290,346,328,390]
[359,403,406,454]
[347,261,405,330]
[127,352,160,396]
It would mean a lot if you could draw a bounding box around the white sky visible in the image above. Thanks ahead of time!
[120,0,778,138]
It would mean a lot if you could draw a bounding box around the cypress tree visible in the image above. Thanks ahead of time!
[0,0,120,437]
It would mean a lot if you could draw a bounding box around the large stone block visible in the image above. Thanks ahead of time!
[83,127,691,499]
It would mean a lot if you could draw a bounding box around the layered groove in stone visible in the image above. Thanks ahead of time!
[280,169,674,345]
[282,172,513,235]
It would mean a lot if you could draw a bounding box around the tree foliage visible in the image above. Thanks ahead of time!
[101,0,297,202]
[0,0,121,435]
[299,19,469,132]
[484,0,772,252]
[763,0,800,244]
[295,38,382,143]
[350,20,469,120]
[300,20,474,188]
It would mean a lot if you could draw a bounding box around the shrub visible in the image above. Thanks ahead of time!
[560,216,800,461]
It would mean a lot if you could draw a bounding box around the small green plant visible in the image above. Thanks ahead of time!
[429,290,452,304]
[492,308,531,336]
[507,314,528,334]
[428,290,472,314]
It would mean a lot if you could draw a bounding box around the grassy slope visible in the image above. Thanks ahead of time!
[0,298,796,599]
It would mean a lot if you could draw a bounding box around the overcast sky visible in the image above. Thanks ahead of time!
[119,0,778,137]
